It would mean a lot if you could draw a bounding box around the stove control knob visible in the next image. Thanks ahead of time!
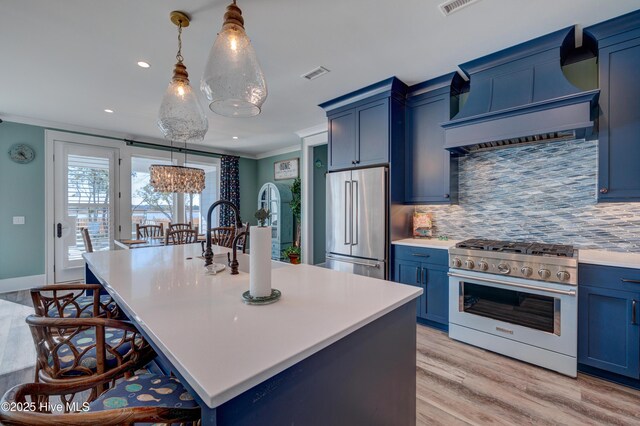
[452,258,462,268]
[557,271,570,282]
[538,269,551,279]
[497,263,510,274]
[521,266,533,277]
[465,259,475,269]
[477,261,488,271]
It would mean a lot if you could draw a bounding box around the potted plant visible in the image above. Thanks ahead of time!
[282,245,301,264]
[289,177,301,248]
[254,208,271,227]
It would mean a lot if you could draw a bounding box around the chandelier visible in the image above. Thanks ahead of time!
[200,0,268,117]
[157,11,209,142]
[150,138,205,194]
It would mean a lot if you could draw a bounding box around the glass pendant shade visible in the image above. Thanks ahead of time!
[200,1,267,117]
[158,63,209,142]
[149,164,205,194]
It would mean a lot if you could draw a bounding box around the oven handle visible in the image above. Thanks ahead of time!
[447,272,577,296]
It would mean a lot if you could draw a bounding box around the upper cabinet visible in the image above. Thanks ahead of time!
[320,78,406,172]
[586,10,640,202]
[405,74,461,204]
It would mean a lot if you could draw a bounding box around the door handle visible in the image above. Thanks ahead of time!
[56,223,62,238]
[344,181,351,245]
[352,180,358,246]
[633,300,637,326]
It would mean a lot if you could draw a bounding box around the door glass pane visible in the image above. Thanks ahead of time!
[185,161,219,233]
[131,157,175,236]
[67,154,111,259]
[462,282,556,333]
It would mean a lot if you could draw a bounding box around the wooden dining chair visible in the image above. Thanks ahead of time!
[27,315,155,401]
[80,227,93,253]
[235,222,249,251]
[168,222,193,231]
[0,373,200,425]
[210,226,236,248]
[165,229,198,245]
[136,223,164,239]
[31,284,119,319]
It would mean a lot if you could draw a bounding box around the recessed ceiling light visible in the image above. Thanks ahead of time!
[232,136,238,140]
[104,109,114,113]
[137,61,150,68]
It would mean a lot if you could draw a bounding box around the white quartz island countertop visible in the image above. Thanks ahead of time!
[83,244,421,408]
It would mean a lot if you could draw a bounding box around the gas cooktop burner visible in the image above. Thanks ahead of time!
[455,239,575,258]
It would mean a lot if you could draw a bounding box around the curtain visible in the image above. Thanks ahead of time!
[220,155,241,227]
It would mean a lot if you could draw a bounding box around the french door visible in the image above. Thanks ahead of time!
[54,142,119,282]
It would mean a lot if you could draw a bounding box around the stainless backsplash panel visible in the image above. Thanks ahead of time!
[413,139,640,252]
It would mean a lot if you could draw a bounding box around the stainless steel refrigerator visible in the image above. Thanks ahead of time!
[326,167,387,279]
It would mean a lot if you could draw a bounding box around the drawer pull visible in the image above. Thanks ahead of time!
[633,300,637,326]
[412,253,431,258]
[621,279,640,284]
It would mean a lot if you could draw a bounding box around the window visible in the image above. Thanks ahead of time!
[185,159,220,233]
[131,156,176,236]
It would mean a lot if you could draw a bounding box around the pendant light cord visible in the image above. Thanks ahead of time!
[176,22,184,63]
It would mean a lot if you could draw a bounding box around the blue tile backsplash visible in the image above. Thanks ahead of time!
[415,139,640,252]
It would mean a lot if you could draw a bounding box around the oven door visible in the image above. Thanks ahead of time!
[448,270,577,356]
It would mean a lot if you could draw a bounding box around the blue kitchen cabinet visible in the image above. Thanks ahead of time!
[392,245,449,329]
[585,11,640,202]
[405,74,460,204]
[320,77,407,172]
[578,264,640,379]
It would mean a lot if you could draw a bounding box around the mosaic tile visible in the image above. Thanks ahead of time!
[415,139,640,253]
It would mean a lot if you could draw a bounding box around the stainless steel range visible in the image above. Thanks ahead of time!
[448,239,578,377]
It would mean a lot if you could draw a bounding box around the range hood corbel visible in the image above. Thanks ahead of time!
[442,26,600,154]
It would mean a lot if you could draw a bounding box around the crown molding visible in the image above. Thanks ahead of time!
[295,123,327,139]
[254,144,302,160]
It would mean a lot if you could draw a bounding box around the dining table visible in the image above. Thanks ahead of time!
[114,235,207,250]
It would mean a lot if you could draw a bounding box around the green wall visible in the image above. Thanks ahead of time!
[0,122,45,279]
[238,157,258,225]
[312,145,327,265]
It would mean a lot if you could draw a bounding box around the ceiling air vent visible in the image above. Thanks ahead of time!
[439,0,481,16]
[302,66,330,81]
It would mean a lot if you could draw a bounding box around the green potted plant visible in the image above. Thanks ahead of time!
[282,245,301,264]
[289,177,301,248]
[254,208,271,227]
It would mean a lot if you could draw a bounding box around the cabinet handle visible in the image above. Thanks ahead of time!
[444,194,450,199]
[422,267,428,285]
[351,160,356,165]
[416,268,421,284]
[621,279,640,284]
[411,253,430,258]
[599,188,609,194]
[633,300,637,326]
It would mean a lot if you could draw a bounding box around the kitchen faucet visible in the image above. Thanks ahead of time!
[204,200,246,275]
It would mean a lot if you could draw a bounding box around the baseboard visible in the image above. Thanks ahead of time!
[0,274,45,293]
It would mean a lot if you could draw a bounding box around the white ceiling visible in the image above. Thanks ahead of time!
[1,1,638,156]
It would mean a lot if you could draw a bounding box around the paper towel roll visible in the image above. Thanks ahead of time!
[249,226,272,297]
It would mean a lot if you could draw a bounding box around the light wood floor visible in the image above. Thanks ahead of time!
[416,325,640,425]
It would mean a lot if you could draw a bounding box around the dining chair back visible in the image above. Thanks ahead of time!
[80,227,93,253]
[165,229,198,245]
[235,222,249,251]
[169,222,193,231]
[136,223,164,239]
[210,226,236,248]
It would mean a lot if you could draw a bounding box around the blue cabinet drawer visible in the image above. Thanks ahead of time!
[392,244,448,266]
[579,264,640,292]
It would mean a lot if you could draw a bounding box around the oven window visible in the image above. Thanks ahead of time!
[461,282,557,334]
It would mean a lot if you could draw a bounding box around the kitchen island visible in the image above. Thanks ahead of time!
[83,244,421,425]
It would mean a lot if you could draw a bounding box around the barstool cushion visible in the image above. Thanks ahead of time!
[48,327,142,373]
[89,373,198,411]
[47,295,117,318]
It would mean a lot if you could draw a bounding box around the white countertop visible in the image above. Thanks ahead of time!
[83,245,421,408]
[579,250,640,269]
[392,238,459,250]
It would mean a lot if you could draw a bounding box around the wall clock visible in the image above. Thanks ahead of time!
[8,143,35,164]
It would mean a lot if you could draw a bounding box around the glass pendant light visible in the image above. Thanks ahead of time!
[200,0,268,117]
[157,11,209,142]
